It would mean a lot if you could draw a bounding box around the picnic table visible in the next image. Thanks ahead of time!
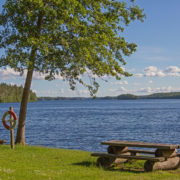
[91,140,180,171]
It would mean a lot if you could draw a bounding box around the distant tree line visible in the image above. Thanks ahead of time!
[141,92,180,99]
[38,92,180,101]
[0,83,37,103]
[104,92,180,99]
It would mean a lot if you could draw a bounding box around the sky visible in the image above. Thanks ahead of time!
[0,0,180,97]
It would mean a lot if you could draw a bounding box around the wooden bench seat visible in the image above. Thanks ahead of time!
[91,152,165,162]
[128,149,155,154]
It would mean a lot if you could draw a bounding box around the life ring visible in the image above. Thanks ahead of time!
[2,111,17,130]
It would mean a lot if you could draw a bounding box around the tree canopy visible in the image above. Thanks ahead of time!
[0,0,145,95]
[0,0,145,144]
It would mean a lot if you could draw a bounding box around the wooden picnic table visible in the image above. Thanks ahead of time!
[91,140,180,171]
[101,140,180,149]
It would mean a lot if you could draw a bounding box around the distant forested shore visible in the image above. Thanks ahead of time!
[1,82,180,103]
[38,92,180,101]
[0,83,37,103]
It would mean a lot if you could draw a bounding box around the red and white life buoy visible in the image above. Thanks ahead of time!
[2,111,17,130]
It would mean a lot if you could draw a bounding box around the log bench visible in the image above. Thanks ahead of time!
[91,140,180,171]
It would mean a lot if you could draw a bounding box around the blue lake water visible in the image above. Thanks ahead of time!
[0,99,180,152]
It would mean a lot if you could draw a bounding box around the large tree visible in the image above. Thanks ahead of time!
[0,0,145,144]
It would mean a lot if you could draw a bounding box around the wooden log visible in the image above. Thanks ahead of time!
[97,156,115,167]
[0,140,6,144]
[107,146,129,164]
[155,149,177,158]
[114,152,131,164]
[95,152,135,166]
[144,157,180,172]
[107,146,128,154]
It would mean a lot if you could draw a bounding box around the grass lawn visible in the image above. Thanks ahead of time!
[0,145,180,180]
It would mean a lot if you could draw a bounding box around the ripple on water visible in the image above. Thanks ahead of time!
[0,99,180,152]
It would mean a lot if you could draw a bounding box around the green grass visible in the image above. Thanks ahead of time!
[0,145,180,180]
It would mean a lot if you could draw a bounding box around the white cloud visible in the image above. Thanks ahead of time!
[0,67,19,80]
[165,66,180,73]
[112,81,128,85]
[32,89,37,93]
[148,80,153,84]
[144,71,156,77]
[33,71,63,80]
[138,86,175,94]
[164,66,180,77]
[135,73,144,77]
[167,73,180,77]
[133,82,140,86]
[109,86,127,93]
[0,68,63,81]
[139,87,153,93]
[119,87,127,92]
[32,72,46,80]
[156,71,166,77]
[144,66,158,72]
[135,66,180,78]
[144,66,165,77]
[60,89,64,94]
[76,89,89,95]
[135,66,167,78]
[109,88,117,92]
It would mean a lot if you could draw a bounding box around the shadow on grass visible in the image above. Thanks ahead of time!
[104,166,145,174]
[72,161,96,167]
[72,161,145,173]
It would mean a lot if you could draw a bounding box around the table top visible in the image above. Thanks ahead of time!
[101,140,180,149]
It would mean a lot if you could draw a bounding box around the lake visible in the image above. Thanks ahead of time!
[0,99,180,152]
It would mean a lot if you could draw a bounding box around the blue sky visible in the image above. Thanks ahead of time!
[0,0,180,97]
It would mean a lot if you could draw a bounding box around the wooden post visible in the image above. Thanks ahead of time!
[9,107,14,149]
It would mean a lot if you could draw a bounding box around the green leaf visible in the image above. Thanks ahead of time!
[0,0,145,96]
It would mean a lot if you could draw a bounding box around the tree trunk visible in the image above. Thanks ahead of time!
[15,13,43,145]
[15,66,34,145]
